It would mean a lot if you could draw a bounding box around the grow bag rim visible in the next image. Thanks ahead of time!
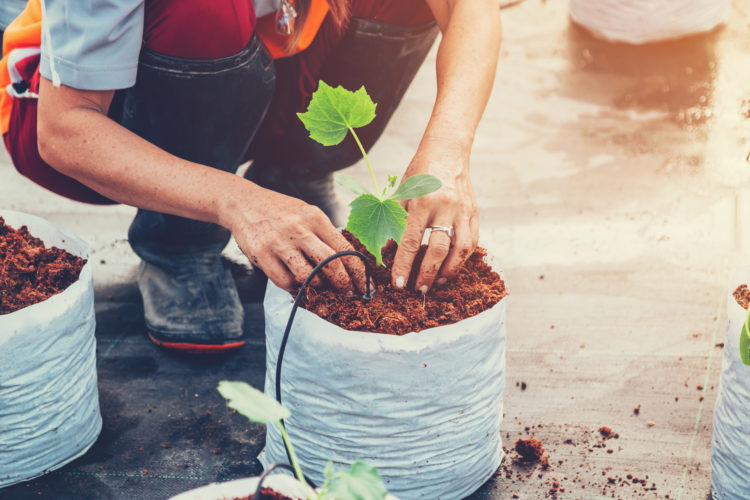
[264,262,506,351]
[168,474,401,500]
[0,209,91,325]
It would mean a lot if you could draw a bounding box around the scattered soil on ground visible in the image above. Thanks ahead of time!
[300,231,507,335]
[497,422,665,499]
[0,217,86,315]
[733,284,750,309]
[230,487,297,500]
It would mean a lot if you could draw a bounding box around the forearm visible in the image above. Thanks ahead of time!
[37,82,252,231]
[424,0,502,154]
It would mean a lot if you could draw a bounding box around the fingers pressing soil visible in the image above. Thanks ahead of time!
[300,231,507,335]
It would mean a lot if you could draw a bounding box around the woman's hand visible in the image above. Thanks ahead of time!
[228,186,369,294]
[391,137,478,293]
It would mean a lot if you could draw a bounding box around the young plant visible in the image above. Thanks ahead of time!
[741,310,750,366]
[217,381,388,500]
[298,81,442,265]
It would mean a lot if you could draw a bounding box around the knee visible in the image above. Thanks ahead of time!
[144,0,256,59]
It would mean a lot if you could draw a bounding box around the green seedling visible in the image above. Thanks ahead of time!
[218,381,387,500]
[298,81,442,265]
[741,309,750,366]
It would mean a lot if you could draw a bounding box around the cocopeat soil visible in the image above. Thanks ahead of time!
[0,217,86,315]
[300,231,507,335]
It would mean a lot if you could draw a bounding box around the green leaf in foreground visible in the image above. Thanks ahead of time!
[217,381,289,424]
[297,81,376,146]
[335,173,370,196]
[390,174,442,201]
[741,309,750,366]
[347,194,407,266]
[322,461,387,500]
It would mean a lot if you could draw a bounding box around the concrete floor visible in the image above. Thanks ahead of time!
[3,0,750,498]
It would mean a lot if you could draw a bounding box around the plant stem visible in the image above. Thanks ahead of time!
[277,421,311,496]
[348,126,380,196]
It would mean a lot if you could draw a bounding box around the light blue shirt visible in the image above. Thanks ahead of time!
[39,0,280,91]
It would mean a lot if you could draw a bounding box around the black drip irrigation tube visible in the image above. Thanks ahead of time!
[272,250,374,490]
[253,463,295,500]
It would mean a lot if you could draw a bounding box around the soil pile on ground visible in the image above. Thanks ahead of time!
[514,438,545,463]
[301,231,507,335]
[598,426,619,440]
[0,217,86,315]
[734,284,750,309]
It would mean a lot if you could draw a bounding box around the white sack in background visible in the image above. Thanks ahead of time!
[570,0,730,44]
[260,279,506,500]
[0,211,101,488]
[712,268,750,499]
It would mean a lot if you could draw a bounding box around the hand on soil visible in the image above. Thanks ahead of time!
[391,138,478,293]
[229,190,368,294]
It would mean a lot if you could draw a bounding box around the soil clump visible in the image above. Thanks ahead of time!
[733,284,750,309]
[300,231,507,335]
[0,217,86,315]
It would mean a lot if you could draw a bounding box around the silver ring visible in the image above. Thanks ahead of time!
[429,225,454,239]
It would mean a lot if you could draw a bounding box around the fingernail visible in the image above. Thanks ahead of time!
[395,276,405,289]
[437,278,447,286]
[346,290,354,297]
[419,285,428,295]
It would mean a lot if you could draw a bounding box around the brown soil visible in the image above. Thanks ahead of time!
[229,487,297,500]
[598,426,619,440]
[515,438,545,462]
[0,217,86,315]
[300,231,507,335]
[733,284,750,309]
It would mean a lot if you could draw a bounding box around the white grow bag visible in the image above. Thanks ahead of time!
[260,275,506,500]
[0,210,101,488]
[570,0,730,44]
[711,268,750,499]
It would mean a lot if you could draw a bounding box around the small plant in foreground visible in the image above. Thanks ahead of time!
[741,310,750,366]
[218,381,387,500]
[298,81,442,265]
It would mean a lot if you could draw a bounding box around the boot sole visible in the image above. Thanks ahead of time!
[147,331,245,354]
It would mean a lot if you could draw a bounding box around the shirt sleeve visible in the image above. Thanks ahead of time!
[40,0,145,90]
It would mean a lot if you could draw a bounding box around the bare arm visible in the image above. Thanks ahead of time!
[37,78,367,292]
[391,0,502,292]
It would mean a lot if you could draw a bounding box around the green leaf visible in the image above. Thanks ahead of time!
[390,174,442,201]
[335,173,370,196]
[298,81,376,146]
[322,461,387,500]
[387,175,398,189]
[741,309,750,366]
[217,381,289,424]
[346,194,407,266]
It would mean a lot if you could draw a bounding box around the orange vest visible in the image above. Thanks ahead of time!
[0,0,328,136]
[0,0,41,136]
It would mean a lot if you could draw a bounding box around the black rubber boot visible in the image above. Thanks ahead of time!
[110,35,275,352]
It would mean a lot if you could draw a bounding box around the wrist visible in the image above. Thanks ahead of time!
[216,177,257,234]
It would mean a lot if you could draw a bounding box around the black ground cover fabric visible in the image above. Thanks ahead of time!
[2,280,268,500]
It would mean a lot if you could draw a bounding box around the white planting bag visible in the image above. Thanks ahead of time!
[0,210,101,488]
[711,268,750,499]
[260,279,506,500]
[570,0,730,44]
